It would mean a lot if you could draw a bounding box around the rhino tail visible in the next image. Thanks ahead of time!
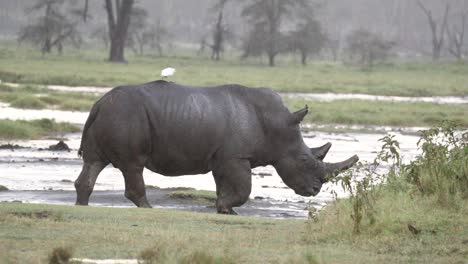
[78,104,100,158]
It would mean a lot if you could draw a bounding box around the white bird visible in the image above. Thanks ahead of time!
[161,67,176,79]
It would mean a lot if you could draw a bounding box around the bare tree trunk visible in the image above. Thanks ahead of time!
[417,1,450,61]
[268,52,275,67]
[105,0,134,63]
[301,51,307,66]
[447,12,467,60]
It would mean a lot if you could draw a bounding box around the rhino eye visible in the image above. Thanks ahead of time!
[299,154,309,161]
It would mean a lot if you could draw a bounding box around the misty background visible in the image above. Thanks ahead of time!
[0,0,467,62]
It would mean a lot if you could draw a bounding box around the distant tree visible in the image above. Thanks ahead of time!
[208,0,230,61]
[241,0,310,66]
[326,36,341,62]
[126,7,149,55]
[147,20,171,57]
[447,11,467,60]
[288,16,326,65]
[346,29,394,69]
[18,0,81,55]
[197,36,208,56]
[91,26,109,49]
[104,0,134,62]
[417,1,450,61]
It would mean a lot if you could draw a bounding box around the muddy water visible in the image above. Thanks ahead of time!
[0,131,420,218]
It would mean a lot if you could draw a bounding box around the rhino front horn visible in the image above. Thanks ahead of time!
[324,155,359,178]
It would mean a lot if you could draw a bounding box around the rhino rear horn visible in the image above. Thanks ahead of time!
[291,105,308,124]
[310,142,332,160]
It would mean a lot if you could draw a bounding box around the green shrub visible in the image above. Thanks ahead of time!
[0,119,80,139]
[9,95,47,109]
[403,122,468,207]
[48,247,72,264]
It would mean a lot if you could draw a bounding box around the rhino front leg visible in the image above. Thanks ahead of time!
[212,159,252,214]
[122,166,152,208]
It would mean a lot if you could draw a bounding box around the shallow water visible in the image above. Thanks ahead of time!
[5,82,468,104]
[0,131,420,218]
[0,102,88,124]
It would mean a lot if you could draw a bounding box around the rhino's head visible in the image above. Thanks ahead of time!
[273,106,359,197]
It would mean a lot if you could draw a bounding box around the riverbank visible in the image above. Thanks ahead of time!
[1,189,466,263]
[1,83,467,136]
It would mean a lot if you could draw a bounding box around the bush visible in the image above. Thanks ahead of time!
[345,29,394,70]
[48,247,72,264]
[10,95,47,109]
[403,122,468,207]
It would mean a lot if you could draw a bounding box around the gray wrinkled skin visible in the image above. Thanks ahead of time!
[75,80,358,214]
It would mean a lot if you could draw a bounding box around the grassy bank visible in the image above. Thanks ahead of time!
[0,84,99,111]
[1,46,467,96]
[2,84,467,130]
[0,119,80,140]
[285,98,468,127]
[0,127,466,263]
[0,194,465,263]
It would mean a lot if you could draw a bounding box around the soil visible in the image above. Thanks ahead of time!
[0,189,313,219]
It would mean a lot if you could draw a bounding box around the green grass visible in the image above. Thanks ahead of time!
[2,84,467,129]
[286,98,468,127]
[1,126,466,263]
[0,196,465,263]
[1,45,468,96]
[0,119,80,139]
[0,84,99,111]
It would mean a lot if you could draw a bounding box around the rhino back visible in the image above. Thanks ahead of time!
[88,81,291,175]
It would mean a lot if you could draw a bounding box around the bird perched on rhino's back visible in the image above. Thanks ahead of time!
[161,67,175,79]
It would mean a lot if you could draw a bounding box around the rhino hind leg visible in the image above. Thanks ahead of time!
[75,161,108,205]
[212,159,252,215]
[122,166,152,208]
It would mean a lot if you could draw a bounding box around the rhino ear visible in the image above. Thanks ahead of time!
[291,105,308,124]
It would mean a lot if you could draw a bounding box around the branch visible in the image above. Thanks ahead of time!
[438,3,450,47]
[82,0,89,22]
[416,0,431,17]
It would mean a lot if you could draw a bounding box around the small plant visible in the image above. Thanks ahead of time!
[403,122,468,207]
[138,245,166,264]
[48,247,72,264]
[329,134,402,234]
[180,250,235,264]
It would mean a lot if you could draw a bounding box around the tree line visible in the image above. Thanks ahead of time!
[18,0,468,66]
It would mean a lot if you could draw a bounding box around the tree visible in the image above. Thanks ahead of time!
[105,0,135,62]
[241,0,310,66]
[18,0,81,55]
[447,11,467,60]
[417,1,450,61]
[147,20,171,57]
[126,7,149,55]
[346,29,394,69]
[288,16,326,65]
[209,0,230,61]
[91,26,109,49]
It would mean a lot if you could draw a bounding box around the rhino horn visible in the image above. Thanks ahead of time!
[310,142,332,160]
[291,105,308,124]
[324,155,359,179]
